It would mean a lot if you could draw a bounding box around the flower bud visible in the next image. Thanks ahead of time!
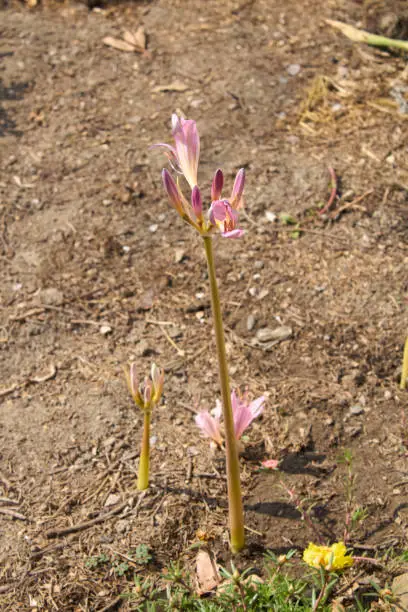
[230,168,245,209]
[151,363,164,403]
[211,168,224,201]
[191,185,203,220]
[162,169,184,215]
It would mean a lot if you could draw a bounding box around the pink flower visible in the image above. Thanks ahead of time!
[195,392,265,445]
[232,391,265,439]
[155,113,200,189]
[261,459,280,470]
[195,402,223,446]
[209,200,244,238]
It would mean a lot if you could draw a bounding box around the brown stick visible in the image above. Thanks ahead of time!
[45,499,132,539]
[0,507,27,520]
[98,596,123,612]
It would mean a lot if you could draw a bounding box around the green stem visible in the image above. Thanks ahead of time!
[401,337,408,390]
[137,410,151,490]
[202,235,244,553]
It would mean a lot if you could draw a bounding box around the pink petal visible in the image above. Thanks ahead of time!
[232,391,264,439]
[195,411,223,445]
[172,115,200,188]
[261,459,279,470]
[249,396,265,418]
[221,229,244,239]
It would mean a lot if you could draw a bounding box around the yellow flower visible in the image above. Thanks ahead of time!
[303,542,353,571]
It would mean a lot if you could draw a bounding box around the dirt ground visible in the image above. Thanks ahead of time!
[1,0,408,609]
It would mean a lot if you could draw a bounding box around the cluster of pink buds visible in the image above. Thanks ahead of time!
[155,114,245,238]
[195,390,265,446]
[126,362,164,411]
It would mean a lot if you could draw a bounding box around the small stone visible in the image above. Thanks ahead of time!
[149,224,158,233]
[37,287,64,306]
[344,425,362,437]
[99,325,112,336]
[256,326,292,343]
[248,287,258,297]
[258,288,269,300]
[135,339,151,357]
[265,211,277,222]
[104,493,120,507]
[350,404,364,416]
[174,248,186,263]
[254,260,264,269]
[115,519,129,534]
[384,390,392,400]
[247,314,256,331]
[287,63,301,76]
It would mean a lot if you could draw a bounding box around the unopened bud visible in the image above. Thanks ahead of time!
[211,168,224,201]
[230,168,245,208]
[162,169,184,215]
[191,185,203,220]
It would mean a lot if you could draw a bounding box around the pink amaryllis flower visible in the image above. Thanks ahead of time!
[195,391,265,445]
[231,391,265,439]
[155,113,200,189]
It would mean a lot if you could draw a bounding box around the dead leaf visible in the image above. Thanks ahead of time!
[195,550,220,596]
[152,80,189,93]
[392,573,408,609]
[124,26,146,51]
[103,36,137,53]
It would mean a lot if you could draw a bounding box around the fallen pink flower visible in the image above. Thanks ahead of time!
[261,459,280,470]
[232,391,265,439]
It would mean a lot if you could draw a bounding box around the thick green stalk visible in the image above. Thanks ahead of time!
[137,410,151,490]
[401,337,408,390]
[203,235,244,553]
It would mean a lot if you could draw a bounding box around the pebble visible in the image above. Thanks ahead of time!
[384,390,392,400]
[256,326,292,343]
[149,224,158,233]
[287,63,301,76]
[174,248,185,263]
[99,325,112,336]
[104,493,120,507]
[135,339,151,357]
[254,260,264,269]
[247,314,256,331]
[350,404,364,416]
[36,287,64,306]
[265,211,277,222]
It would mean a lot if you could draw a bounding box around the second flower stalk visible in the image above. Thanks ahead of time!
[126,363,164,491]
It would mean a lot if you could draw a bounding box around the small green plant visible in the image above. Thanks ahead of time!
[132,543,153,566]
[114,561,130,577]
[85,553,109,569]
[339,449,368,543]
